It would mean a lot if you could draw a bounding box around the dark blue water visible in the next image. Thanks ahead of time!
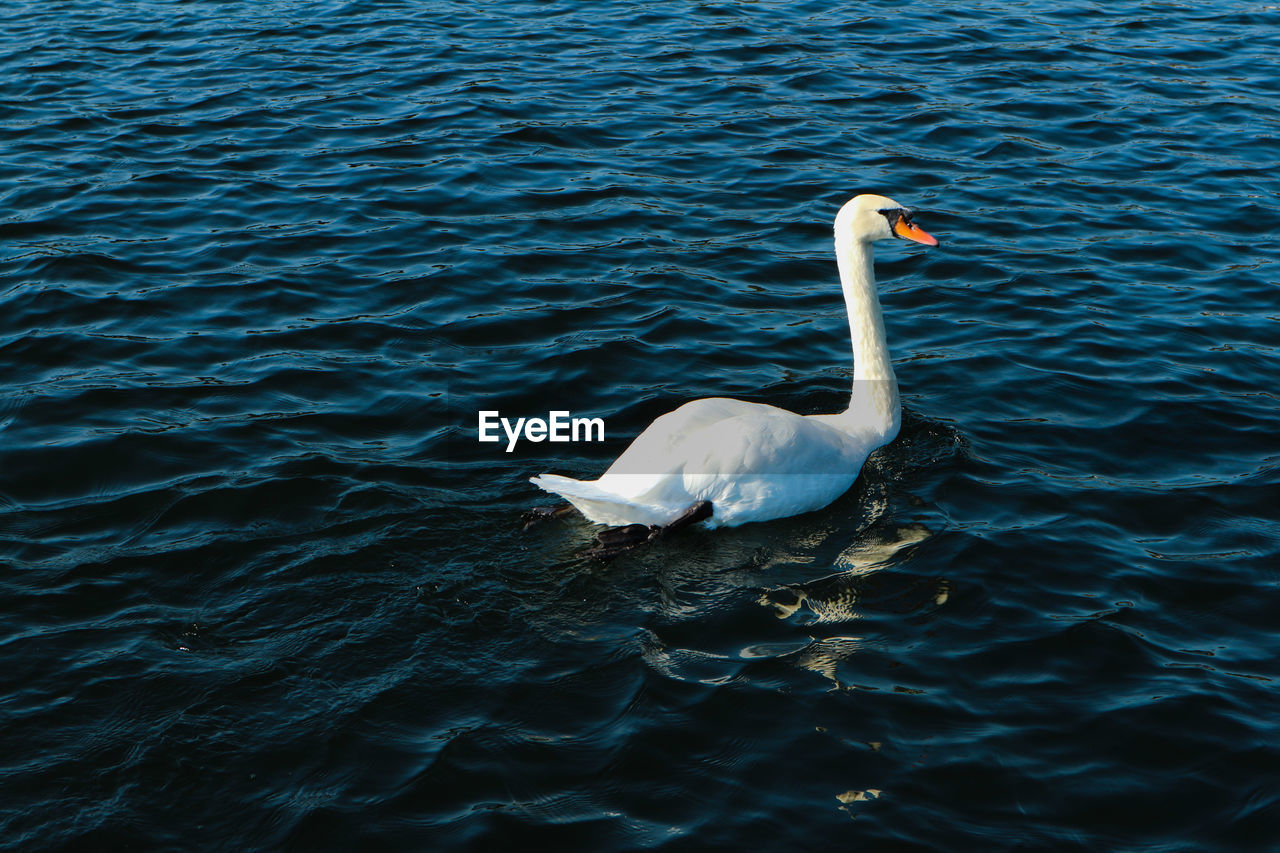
[3,0,1279,849]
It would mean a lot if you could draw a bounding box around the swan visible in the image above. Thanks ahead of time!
[529,194,939,547]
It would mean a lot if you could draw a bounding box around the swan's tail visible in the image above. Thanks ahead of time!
[529,473,673,527]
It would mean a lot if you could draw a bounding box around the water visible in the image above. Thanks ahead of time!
[2,0,1279,849]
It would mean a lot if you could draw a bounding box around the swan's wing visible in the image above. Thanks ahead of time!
[675,409,874,524]
[603,397,795,477]
[685,409,856,476]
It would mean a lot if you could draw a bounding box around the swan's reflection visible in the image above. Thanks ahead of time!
[759,522,935,623]
[788,636,865,686]
[757,521,947,687]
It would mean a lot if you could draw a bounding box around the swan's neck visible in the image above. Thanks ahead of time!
[834,234,900,439]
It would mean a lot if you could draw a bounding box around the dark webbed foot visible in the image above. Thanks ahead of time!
[587,523,661,559]
[586,501,714,560]
[521,503,577,531]
[663,500,713,532]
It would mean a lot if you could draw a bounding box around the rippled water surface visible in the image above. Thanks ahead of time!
[3,0,1279,849]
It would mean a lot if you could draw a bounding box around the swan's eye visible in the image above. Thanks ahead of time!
[878,208,904,228]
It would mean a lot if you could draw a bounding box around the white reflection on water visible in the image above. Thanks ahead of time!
[760,522,934,623]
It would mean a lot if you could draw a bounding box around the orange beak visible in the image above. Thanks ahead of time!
[894,218,939,247]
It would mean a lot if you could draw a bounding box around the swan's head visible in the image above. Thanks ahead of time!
[836,194,939,247]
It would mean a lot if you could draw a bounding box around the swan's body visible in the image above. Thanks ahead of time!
[531,194,938,530]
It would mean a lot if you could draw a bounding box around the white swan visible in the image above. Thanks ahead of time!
[530,194,938,536]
